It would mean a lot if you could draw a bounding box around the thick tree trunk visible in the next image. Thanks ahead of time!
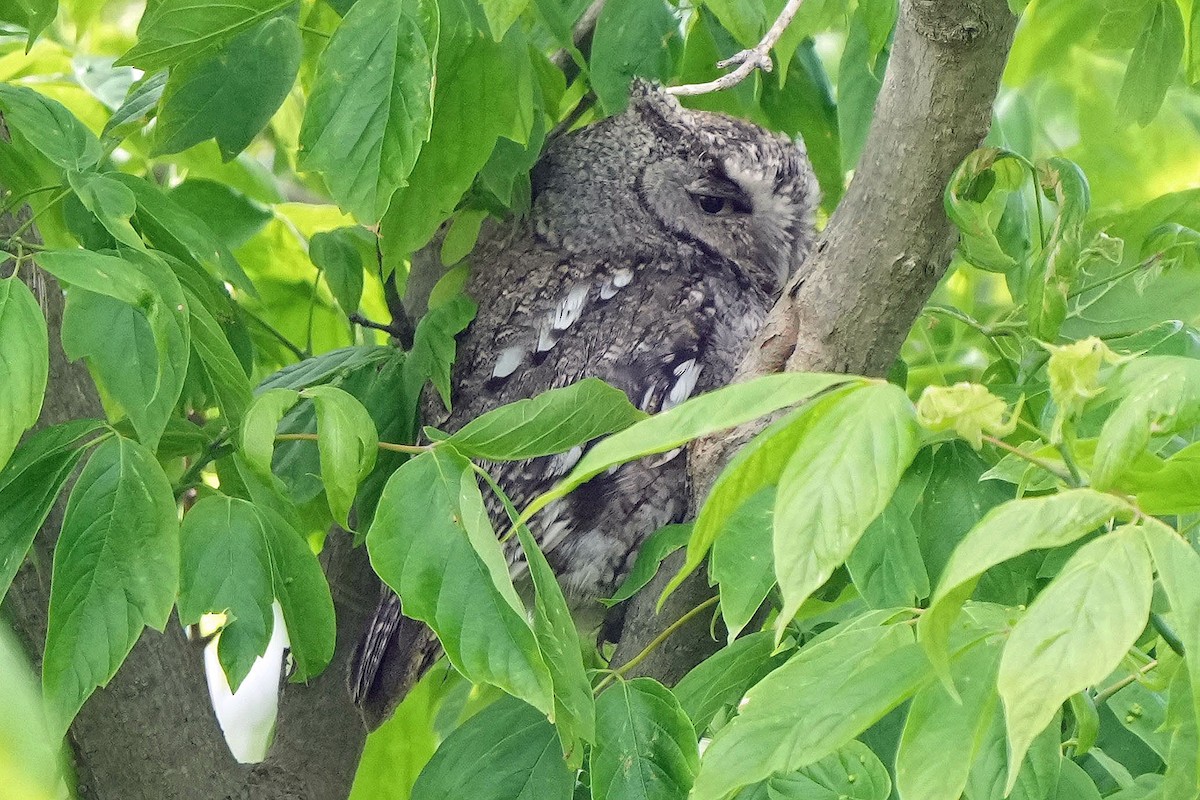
[1,117,373,799]
[613,0,1018,681]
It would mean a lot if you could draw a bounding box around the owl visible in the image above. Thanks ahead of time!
[350,80,819,728]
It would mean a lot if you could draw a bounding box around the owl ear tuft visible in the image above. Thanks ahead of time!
[626,77,685,123]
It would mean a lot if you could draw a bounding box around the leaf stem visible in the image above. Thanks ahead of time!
[173,431,233,498]
[594,595,720,694]
[1092,658,1158,706]
[275,431,429,454]
[243,309,309,360]
[981,434,1073,483]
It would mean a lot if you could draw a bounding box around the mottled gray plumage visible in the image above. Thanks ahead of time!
[351,81,818,728]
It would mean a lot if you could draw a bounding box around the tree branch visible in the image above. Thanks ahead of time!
[0,114,374,800]
[613,0,1018,681]
[667,0,806,97]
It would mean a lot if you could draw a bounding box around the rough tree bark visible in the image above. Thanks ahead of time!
[1,116,374,799]
[612,0,1019,682]
[2,0,1017,795]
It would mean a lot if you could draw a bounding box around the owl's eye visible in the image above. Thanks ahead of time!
[695,194,727,214]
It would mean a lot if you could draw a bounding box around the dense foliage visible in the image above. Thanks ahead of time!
[0,0,1198,798]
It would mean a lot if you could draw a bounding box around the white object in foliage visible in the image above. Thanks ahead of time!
[203,603,290,764]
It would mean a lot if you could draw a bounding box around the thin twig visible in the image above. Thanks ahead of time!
[550,0,606,72]
[981,434,1073,483]
[594,595,720,693]
[349,312,406,339]
[243,309,308,360]
[667,0,806,97]
[275,432,429,454]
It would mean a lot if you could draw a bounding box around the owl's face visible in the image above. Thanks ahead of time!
[531,81,819,295]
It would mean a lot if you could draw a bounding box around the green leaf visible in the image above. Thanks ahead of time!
[0,421,106,603]
[670,388,854,600]
[766,740,891,800]
[0,278,48,474]
[591,678,699,800]
[965,708,1064,800]
[366,449,553,713]
[478,0,527,40]
[846,467,931,609]
[589,0,681,114]
[515,520,596,760]
[944,148,1030,273]
[241,387,301,478]
[178,496,276,691]
[1117,0,1185,125]
[997,526,1152,788]
[168,179,273,249]
[711,487,775,640]
[249,479,336,681]
[154,15,303,161]
[101,70,167,144]
[113,173,257,297]
[56,251,191,453]
[299,0,438,222]
[604,523,692,607]
[302,384,378,526]
[0,84,100,172]
[65,171,143,250]
[404,294,477,412]
[673,631,790,733]
[0,620,62,796]
[379,12,533,257]
[411,695,572,800]
[1026,158,1090,341]
[184,286,254,430]
[837,0,894,172]
[896,636,1003,800]
[258,344,394,393]
[447,378,646,461]
[309,228,365,314]
[43,436,180,738]
[348,676,439,800]
[1190,0,1200,85]
[1094,356,1200,488]
[523,373,856,523]
[772,383,920,635]
[691,615,931,800]
[1141,519,1200,773]
[117,0,298,72]
[917,489,1130,683]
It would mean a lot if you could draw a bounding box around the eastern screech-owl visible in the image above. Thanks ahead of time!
[350,80,819,728]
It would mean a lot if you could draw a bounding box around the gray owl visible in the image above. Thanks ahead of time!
[350,80,819,728]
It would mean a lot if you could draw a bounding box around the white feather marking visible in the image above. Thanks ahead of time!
[547,445,583,477]
[664,360,701,410]
[647,447,683,468]
[492,345,525,378]
[599,279,618,300]
[612,268,633,288]
[552,284,590,331]
[537,319,557,352]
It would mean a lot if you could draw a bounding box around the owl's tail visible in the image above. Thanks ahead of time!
[349,587,443,730]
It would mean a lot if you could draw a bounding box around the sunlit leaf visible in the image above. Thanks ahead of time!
[0,421,106,603]
[0,278,48,474]
[411,695,571,800]
[298,0,438,222]
[154,15,303,161]
[366,449,553,714]
[691,614,930,800]
[446,378,645,461]
[917,489,1130,683]
[117,0,298,72]
[43,436,179,738]
[591,678,698,800]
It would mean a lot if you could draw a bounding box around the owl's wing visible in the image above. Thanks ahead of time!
[426,233,717,584]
